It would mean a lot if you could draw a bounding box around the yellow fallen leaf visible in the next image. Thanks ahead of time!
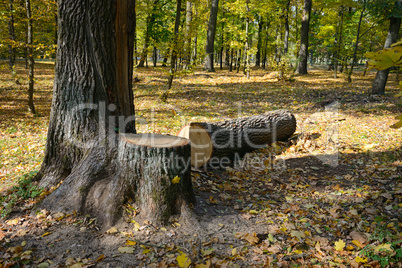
[172,176,181,184]
[334,239,345,251]
[96,254,105,262]
[126,240,137,246]
[374,243,393,254]
[106,227,119,234]
[177,252,191,268]
[352,240,363,248]
[355,256,367,263]
[118,246,135,254]
[232,248,238,256]
[41,232,51,237]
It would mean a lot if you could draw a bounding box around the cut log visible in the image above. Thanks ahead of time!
[178,109,296,168]
[119,133,195,224]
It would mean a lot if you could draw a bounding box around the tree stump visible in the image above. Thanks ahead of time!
[118,133,195,224]
[38,134,195,228]
[178,109,296,167]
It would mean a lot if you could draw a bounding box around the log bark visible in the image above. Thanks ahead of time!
[179,110,296,168]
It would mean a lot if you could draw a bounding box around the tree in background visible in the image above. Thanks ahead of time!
[205,0,219,72]
[296,0,312,74]
[25,0,35,114]
[371,0,402,95]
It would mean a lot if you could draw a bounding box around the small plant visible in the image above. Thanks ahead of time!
[0,170,42,218]
[359,219,401,267]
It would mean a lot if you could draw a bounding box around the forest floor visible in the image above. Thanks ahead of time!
[0,62,401,267]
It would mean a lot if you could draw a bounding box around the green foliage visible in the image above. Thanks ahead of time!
[0,170,42,218]
[359,219,402,267]
[366,40,402,128]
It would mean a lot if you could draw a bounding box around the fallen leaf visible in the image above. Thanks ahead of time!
[106,227,119,234]
[96,254,105,262]
[350,231,368,246]
[177,252,191,268]
[118,246,135,254]
[334,239,345,251]
[126,240,137,246]
[41,232,51,237]
[172,176,181,184]
[373,243,393,254]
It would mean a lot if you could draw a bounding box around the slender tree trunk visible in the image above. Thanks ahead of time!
[283,0,290,54]
[205,0,219,72]
[372,0,402,95]
[347,1,366,83]
[219,9,225,70]
[245,0,250,79]
[133,0,137,66]
[334,6,343,79]
[183,1,193,69]
[153,46,157,67]
[296,0,312,74]
[8,0,16,72]
[236,49,241,73]
[26,0,35,114]
[165,0,182,98]
[138,0,158,68]
[255,16,263,67]
[229,48,233,71]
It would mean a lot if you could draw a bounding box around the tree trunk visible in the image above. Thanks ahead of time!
[255,16,263,67]
[26,0,35,114]
[164,0,182,99]
[183,1,193,70]
[205,0,219,72]
[245,0,250,79]
[296,0,312,74]
[371,0,402,95]
[178,110,296,168]
[334,6,343,79]
[35,0,196,228]
[347,1,366,83]
[283,0,290,55]
[8,0,16,72]
[138,0,158,68]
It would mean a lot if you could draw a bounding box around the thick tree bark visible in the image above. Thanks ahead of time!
[371,0,402,95]
[178,110,296,168]
[205,0,219,72]
[35,0,194,228]
[118,134,195,224]
[26,0,35,114]
[347,1,366,83]
[296,0,312,74]
[8,0,16,71]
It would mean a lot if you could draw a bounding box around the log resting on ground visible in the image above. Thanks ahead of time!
[178,109,296,167]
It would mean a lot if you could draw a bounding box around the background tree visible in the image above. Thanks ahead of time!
[296,0,312,74]
[205,0,219,71]
[371,0,402,95]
